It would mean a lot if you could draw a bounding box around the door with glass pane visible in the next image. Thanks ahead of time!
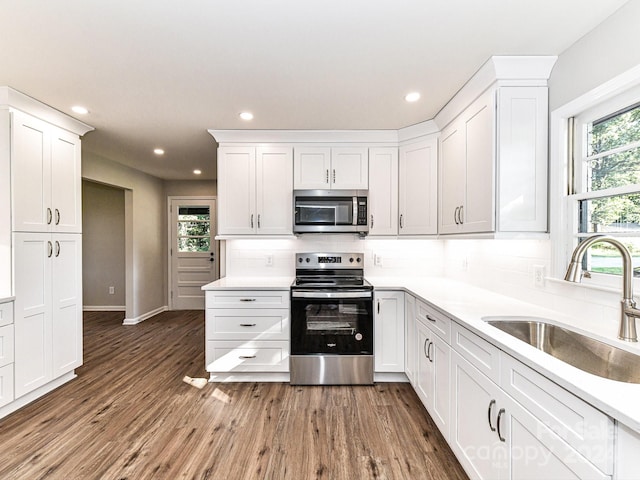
[169,197,217,310]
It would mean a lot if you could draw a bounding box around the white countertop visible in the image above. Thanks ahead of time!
[202,274,640,433]
[202,277,294,290]
[369,276,640,434]
[0,296,15,303]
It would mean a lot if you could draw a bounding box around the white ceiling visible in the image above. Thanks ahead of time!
[0,0,629,180]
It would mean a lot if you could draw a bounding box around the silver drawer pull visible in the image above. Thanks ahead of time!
[425,314,437,323]
[240,323,257,327]
[239,298,257,302]
[239,355,256,359]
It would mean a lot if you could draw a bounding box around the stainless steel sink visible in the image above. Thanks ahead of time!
[483,317,640,384]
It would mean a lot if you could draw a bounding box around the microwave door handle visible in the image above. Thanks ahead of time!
[352,197,357,226]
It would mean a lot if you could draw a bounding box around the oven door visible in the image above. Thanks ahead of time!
[290,290,373,355]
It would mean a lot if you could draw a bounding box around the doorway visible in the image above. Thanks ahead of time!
[168,197,218,310]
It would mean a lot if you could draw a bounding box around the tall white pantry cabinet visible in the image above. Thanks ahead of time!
[0,87,92,417]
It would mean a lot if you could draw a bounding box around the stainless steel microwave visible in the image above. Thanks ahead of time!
[293,190,368,235]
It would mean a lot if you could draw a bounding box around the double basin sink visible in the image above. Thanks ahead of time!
[483,317,640,384]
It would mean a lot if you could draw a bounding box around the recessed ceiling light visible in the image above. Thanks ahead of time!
[239,112,254,121]
[153,148,165,155]
[405,92,421,102]
[193,169,202,175]
[71,105,89,115]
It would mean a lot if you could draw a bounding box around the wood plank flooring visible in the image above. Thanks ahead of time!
[0,310,468,480]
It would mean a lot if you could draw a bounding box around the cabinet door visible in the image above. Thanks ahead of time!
[13,232,53,397]
[430,332,451,439]
[217,147,256,235]
[439,120,465,234]
[462,92,495,233]
[293,147,331,189]
[404,293,416,385]
[51,129,82,233]
[331,147,368,189]
[368,147,398,235]
[256,147,293,235]
[399,138,438,235]
[11,111,51,233]
[414,319,431,408]
[51,234,83,375]
[450,350,508,480]
[374,291,404,372]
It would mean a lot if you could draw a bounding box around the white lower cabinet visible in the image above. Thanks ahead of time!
[0,300,14,408]
[450,325,612,480]
[404,293,416,385]
[205,290,290,375]
[415,302,451,439]
[374,290,404,372]
[13,232,82,398]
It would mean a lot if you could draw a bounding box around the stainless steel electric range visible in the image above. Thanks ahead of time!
[290,252,374,385]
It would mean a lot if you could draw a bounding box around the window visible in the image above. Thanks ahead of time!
[569,89,640,278]
[177,206,211,252]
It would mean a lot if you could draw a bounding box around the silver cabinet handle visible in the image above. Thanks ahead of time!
[488,399,496,432]
[332,169,336,184]
[239,355,256,359]
[425,314,437,323]
[55,208,60,225]
[55,241,60,257]
[257,214,261,229]
[47,208,52,225]
[370,214,374,228]
[240,298,256,302]
[325,169,329,184]
[423,337,429,358]
[427,341,433,362]
[497,408,506,442]
[47,241,53,258]
[399,214,404,229]
[239,323,257,327]
[458,205,464,225]
[377,300,380,314]
[250,214,254,228]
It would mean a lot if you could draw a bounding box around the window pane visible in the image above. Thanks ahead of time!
[178,237,210,252]
[579,238,640,277]
[584,146,640,192]
[178,221,210,237]
[588,103,640,156]
[579,193,640,233]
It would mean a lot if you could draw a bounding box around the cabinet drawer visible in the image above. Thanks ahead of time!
[0,363,14,408]
[452,322,500,383]
[0,301,13,327]
[0,324,14,367]
[416,299,451,343]
[205,290,289,308]
[206,341,289,373]
[206,308,289,340]
[500,352,614,474]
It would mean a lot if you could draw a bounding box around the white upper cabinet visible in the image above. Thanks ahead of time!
[218,146,293,236]
[11,111,82,234]
[436,56,555,236]
[294,146,368,190]
[368,147,398,235]
[398,137,438,235]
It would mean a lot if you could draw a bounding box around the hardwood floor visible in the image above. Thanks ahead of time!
[0,310,468,480]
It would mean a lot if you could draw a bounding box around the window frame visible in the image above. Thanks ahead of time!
[552,70,640,291]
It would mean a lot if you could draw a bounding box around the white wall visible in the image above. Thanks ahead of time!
[82,153,166,321]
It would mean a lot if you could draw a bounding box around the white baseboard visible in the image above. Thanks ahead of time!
[0,372,77,420]
[123,305,168,325]
[374,372,410,383]
[83,305,126,312]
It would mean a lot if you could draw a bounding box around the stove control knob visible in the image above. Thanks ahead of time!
[298,257,303,263]
[305,257,310,263]
[356,257,362,263]
[349,257,354,263]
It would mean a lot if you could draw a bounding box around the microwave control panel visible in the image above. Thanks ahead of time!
[357,197,367,225]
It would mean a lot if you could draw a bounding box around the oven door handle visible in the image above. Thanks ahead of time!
[291,290,372,299]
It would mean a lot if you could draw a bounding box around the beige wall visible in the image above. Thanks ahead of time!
[549,1,640,110]
[164,180,216,197]
[82,153,166,321]
[82,181,126,307]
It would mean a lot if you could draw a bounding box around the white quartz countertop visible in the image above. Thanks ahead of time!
[202,277,294,290]
[0,296,15,303]
[369,276,640,434]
